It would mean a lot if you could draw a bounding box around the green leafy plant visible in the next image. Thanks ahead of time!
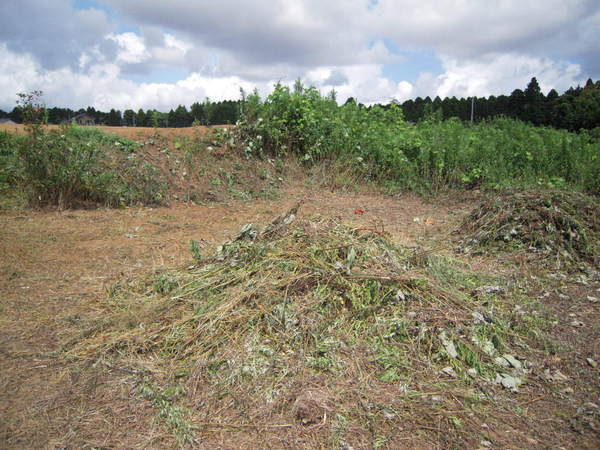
[11,92,167,209]
[237,83,600,194]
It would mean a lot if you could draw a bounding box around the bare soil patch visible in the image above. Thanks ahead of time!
[0,123,232,138]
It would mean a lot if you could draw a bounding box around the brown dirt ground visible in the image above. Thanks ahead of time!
[0,183,467,448]
[0,123,233,138]
[1,125,598,448]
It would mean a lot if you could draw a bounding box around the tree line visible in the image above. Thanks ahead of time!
[392,77,600,131]
[0,99,241,127]
[1,77,598,131]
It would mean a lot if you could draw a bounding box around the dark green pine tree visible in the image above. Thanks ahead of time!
[106,109,122,126]
[572,79,600,129]
[190,102,204,124]
[508,88,525,120]
[9,106,23,123]
[522,77,545,125]
[169,105,192,127]
[137,109,147,127]
[123,109,136,126]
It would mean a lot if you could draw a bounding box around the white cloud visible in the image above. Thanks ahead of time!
[107,32,150,64]
[372,0,595,58]
[103,30,195,72]
[418,53,584,99]
[0,0,116,70]
[99,0,599,71]
[334,66,414,104]
[0,43,260,111]
[1,1,599,110]
[151,34,192,66]
[0,43,417,111]
[0,40,586,114]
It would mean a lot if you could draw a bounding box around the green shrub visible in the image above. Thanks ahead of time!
[238,82,600,194]
[238,81,420,187]
[412,117,600,193]
[0,131,24,191]
[15,124,166,208]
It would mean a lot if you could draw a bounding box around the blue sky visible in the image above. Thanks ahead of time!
[0,0,598,111]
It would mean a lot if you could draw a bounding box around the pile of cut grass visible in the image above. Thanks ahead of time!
[458,190,600,265]
[67,205,551,446]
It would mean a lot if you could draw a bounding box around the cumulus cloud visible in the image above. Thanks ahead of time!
[0,0,116,70]
[416,53,584,99]
[0,44,256,111]
[0,0,598,110]
[105,30,193,75]
[0,43,414,111]
[100,0,600,75]
[99,0,373,69]
[373,0,597,59]
[107,32,150,64]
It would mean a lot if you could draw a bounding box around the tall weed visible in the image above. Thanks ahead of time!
[238,82,600,194]
[15,124,166,208]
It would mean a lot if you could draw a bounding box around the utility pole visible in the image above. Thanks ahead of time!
[470,97,475,123]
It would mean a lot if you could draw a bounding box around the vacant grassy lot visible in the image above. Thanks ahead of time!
[1,125,599,449]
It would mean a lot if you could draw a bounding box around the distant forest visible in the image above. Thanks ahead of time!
[0,99,241,128]
[394,77,600,131]
[1,77,598,131]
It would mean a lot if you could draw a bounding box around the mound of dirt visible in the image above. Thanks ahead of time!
[458,190,600,265]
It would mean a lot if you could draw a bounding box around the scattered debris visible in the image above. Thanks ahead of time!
[458,190,600,265]
[472,311,490,325]
[494,354,524,371]
[475,285,505,295]
[439,331,458,359]
[292,389,333,425]
[441,366,458,378]
[472,335,496,355]
[495,373,523,392]
[64,203,557,445]
[498,354,523,370]
[413,217,435,225]
[394,289,406,302]
[543,369,569,383]
[586,358,598,368]
[494,356,510,367]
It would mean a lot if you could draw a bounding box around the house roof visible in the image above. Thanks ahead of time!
[60,113,95,124]
[72,113,93,120]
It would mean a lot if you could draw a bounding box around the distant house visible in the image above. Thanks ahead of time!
[0,118,16,124]
[62,113,96,126]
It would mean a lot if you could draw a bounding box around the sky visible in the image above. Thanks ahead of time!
[1,0,598,111]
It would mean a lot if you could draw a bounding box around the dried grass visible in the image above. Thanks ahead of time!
[458,189,600,266]
[64,203,551,446]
